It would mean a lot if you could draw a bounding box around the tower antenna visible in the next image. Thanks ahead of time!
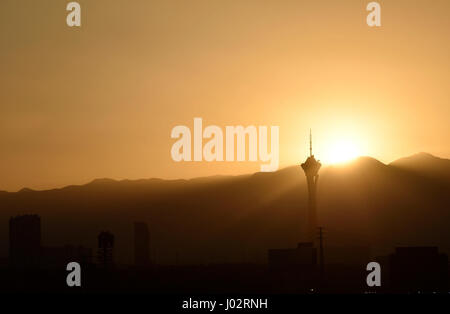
[309,128,312,157]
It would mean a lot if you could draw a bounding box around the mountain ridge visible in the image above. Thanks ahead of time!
[3,153,448,194]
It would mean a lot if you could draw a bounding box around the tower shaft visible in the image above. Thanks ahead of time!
[301,130,321,244]
[305,174,319,242]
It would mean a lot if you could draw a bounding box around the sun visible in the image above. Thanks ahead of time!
[324,139,361,164]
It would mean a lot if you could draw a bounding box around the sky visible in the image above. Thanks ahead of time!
[1,0,449,191]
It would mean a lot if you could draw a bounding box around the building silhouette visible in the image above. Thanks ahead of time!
[268,242,317,271]
[134,222,150,267]
[9,214,94,270]
[98,231,115,269]
[389,247,448,292]
[301,129,321,243]
[9,215,41,268]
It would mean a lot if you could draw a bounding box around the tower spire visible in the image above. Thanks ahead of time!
[309,128,312,157]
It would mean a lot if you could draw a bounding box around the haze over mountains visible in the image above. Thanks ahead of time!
[0,153,449,265]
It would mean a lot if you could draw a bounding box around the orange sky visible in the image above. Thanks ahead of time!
[1,0,449,191]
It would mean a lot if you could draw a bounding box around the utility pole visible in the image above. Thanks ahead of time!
[317,227,324,277]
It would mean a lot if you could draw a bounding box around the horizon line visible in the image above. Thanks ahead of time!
[1,152,446,193]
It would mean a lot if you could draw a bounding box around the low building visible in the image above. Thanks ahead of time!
[268,242,317,271]
[389,246,448,292]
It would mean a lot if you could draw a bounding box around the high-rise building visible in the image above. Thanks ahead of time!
[9,215,41,268]
[134,222,150,267]
[98,231,114,268]
[301,130,321,243]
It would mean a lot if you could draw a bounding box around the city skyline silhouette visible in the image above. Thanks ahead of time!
[1,150,449,293]
[1,0,450,298]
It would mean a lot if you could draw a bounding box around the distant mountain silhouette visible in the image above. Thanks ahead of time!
[17,188,35,193]
[0,153,449,265]
[390,152,450,182]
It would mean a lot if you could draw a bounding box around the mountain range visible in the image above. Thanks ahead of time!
[0,152,449,265]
